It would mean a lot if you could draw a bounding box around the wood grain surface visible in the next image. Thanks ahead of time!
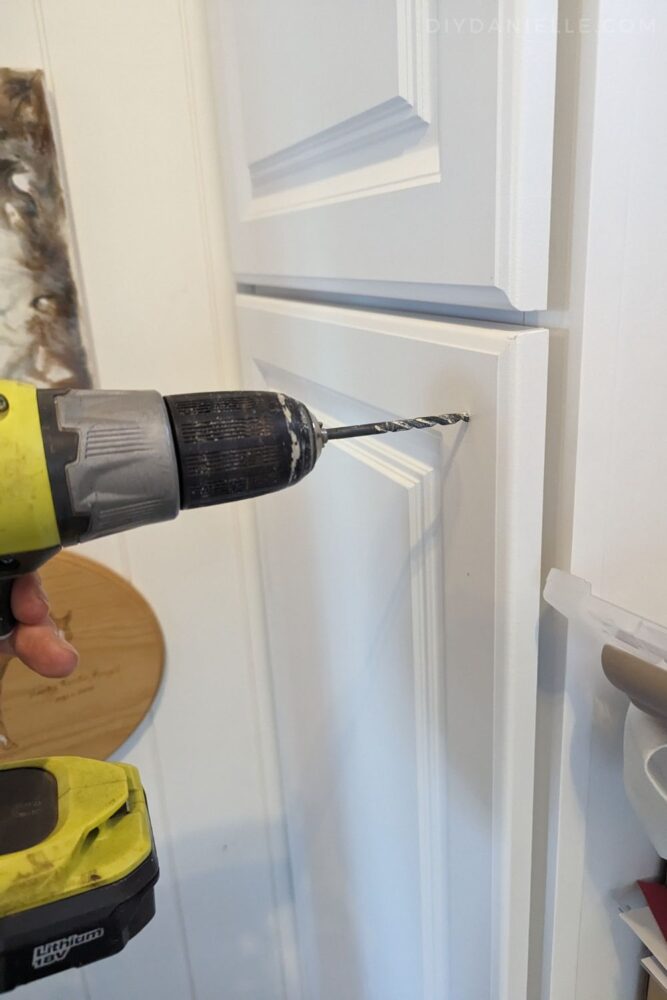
[0,551,164,761]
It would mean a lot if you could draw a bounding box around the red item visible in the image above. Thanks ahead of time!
[639,880,667,942]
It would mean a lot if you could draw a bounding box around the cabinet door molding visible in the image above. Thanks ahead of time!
[210,2,558,311]
[238,295,548,999]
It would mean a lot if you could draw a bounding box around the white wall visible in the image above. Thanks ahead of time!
[1,3,286,998]
[531,2,666,998]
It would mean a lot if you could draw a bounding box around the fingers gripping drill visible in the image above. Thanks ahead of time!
[0,379,469,639]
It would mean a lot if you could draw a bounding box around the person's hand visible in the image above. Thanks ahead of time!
[0,574,78,677]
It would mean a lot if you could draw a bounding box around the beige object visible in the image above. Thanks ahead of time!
[602,644,667,721]
[649,974,667,1000]
[0,552,164,761]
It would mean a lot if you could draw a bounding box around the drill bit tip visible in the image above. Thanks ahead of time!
[323,412,470,442]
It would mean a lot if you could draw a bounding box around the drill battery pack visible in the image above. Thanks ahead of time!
[0,757,159,992]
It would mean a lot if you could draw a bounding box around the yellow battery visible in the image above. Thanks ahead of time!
[0,756,158,991]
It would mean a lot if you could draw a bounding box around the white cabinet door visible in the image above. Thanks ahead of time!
[237,295,548,999]
[209,2,557,311]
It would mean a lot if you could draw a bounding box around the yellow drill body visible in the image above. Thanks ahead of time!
[0,380,60,559]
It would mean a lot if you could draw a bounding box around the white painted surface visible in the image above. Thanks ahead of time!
[208,0,557,311]
[530,4,667,999]
[568,1,667,624]
[237,295,548,1000]
[1,3,286,999]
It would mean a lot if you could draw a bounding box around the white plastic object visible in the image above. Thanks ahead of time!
[544,569,667,858]
[545,570,667,664]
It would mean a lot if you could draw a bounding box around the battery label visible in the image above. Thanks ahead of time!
[32,928,105,969]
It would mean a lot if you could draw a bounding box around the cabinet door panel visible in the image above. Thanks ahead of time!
[210,3,557,310]
[237,295,548,999]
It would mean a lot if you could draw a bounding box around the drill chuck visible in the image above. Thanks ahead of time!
[164,391,324,509]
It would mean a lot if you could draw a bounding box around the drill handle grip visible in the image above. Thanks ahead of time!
[0,578,16,642]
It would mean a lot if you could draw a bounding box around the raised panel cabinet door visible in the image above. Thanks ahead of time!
[237,295,548,1000]
[209,2,557,311]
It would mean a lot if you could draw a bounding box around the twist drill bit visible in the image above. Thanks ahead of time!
[323,412,470,442]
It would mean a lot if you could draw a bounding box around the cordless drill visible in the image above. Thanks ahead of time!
[0,378,467,990]
[0,379,468,638]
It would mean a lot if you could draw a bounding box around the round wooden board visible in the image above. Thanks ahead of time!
[0,552,164,762]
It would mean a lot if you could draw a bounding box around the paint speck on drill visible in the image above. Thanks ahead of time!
[277,392,302,483]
